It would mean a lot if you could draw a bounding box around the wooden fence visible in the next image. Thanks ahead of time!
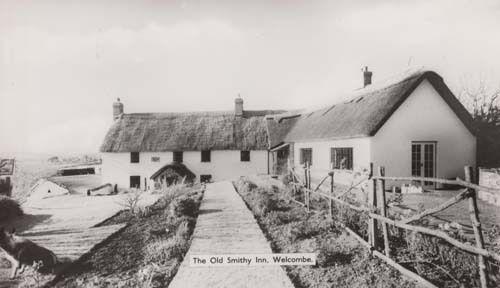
[288,162,500,288]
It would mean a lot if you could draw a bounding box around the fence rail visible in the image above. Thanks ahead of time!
[288,162,499,288]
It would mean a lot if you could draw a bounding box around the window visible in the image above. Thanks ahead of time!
[201,150,211,162]
[300,148,313,165]
[151,156,160,162]
[130,176,140,188]
[130,152,139,163]
[173,151,183,163]
[200,175,212,183]
[330,147,353,170]
[240,150,250,162]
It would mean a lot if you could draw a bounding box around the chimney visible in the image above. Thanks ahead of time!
[363,66,372,87]
[113,98,124,120]
[235,96,243,117]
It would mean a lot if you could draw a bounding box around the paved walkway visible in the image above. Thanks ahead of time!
[169,181,294,288]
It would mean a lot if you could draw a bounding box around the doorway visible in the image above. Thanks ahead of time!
[411,142,437,189]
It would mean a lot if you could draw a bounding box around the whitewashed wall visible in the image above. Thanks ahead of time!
[371,79,476,182]
[101,150,269,190]
[292,138,371,185]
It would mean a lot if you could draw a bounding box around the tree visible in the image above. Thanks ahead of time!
[459,79,500,167]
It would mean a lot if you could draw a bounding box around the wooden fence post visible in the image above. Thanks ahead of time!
[368,162,378,250]
[378,166,390,257]
[329,170,334,219]
[465,166,488,288]
[304,163,308,209]
[306,162,311,211]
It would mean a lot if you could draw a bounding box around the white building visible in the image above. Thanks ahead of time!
[267,69,476,189]
[100,98,282,190]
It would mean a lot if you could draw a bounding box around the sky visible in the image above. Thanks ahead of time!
[1,0,500,155]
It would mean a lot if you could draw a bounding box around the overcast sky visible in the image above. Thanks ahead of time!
[1,0,499,155]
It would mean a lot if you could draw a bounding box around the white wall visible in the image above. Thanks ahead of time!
[101,150,269,190]
[371,79,476,181]
[292,138,371,185]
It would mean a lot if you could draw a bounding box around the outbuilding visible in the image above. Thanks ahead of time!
[267,69,476,189]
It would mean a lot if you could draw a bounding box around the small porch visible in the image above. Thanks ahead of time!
[150,162,196,189]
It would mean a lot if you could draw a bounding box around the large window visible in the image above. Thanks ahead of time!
[130,175,140,188]
[173,151,183,163]
[240,150,250,162]
[330,147,353,170]
[130,152,139,163]
[201,150,211,162]
[300,148,313,165]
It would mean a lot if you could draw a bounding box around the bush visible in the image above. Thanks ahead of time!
[143,236,189,265]
[175,218,195,240]
[264,210,305,226]
[169,196,197,218]
[0,195,23,221]
[317,234,357,267]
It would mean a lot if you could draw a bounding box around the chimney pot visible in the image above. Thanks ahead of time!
[113,98,124,120]
[235,96,243,117]
[363,66,372,87]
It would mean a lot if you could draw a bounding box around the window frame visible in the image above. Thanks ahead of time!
[240,150,250,162]
[130,175,141,188]
[299,148,313,166]
[201,150,211,162]
[330,147,353,170]
[173,151,183,163]
[130,152,140,163]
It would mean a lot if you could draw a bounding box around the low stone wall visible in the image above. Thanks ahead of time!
[478,168,500,206]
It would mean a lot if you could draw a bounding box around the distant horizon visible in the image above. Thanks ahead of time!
[1,0,499,154]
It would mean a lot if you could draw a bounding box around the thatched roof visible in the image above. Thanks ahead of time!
[266,70,475,148]
[100,110,284,152]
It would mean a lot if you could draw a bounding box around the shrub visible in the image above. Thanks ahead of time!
[288,214,338,242]
[143,236,189,265]
[175,218,195,240]
[169,196,197,218]
[264,210,305,226]
[0,195,23,221]
[317,234,357,267]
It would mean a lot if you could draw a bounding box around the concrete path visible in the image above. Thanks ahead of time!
[169,181,294,288]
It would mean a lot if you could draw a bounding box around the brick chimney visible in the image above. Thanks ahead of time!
[235,96,243,117]
[113,98,124,120]
[363,66,372,87]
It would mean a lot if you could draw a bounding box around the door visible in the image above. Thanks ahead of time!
[411,142,436,189]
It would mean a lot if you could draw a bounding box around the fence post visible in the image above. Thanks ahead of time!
[329,170,334,219]
[306,162,311,212]
[465,166,488,288]
[378,166,390,257]
[368,162,378,251]
[304,163,308,208]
